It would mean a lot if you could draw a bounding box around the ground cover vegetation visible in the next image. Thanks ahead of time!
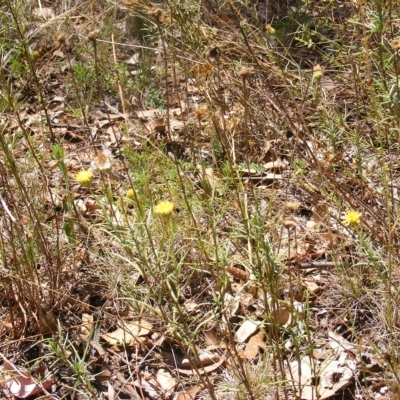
[1,0,400,398]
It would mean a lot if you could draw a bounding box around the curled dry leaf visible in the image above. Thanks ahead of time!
[176,351,227,376]
[235,320,262,343]
[244,330,265,359]
[179,350,221,368]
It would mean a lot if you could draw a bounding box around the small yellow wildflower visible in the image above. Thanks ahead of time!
[341,210,361,226]
[75,170,93,188]
[154,200,174,216]
[265,24,276,35]
[126,188,135,200]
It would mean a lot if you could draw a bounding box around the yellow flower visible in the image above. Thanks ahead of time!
[126,188,135,200]
[75,170,93,188]
[265,24,275,35]
[341,210,361,226]
[154,200,174,216]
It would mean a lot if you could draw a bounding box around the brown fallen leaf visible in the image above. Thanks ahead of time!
[134,376,160,399]
[77,313,94,341]
[174,385,202,400]
[197,165,223,194]
[107,126,122,145]
[179,350,220,368]
[176,351,227,376]
[100,320,153,346]
[95,368,113,382]
[156,369,176,393]
[235,320,262,343]
[152,117,165,132]
[244,331,265,359]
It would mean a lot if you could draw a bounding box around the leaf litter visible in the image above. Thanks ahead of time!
[0,0,397,399]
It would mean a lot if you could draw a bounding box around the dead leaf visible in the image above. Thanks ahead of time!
[96,368,113,382]
[94,110,126,120]
[318,357,356,399]
[184,301,200,314]
[107,126,122,145]
[107,380,117,400]
[302,279,321,297]
[156,369,176,393]
[33,7,55,20]
[235,320,262,343]
[288,351,357,400]
[136,109,159,119]
[53,49,65,58]
[288,356,316,400]
[197,165,223,193]
[77,313,93,341]
[223,292,240,319]
[174,385,202,400]
[263,158,283,169]
[244,331,265,359]
[2,356,53,399]
[152,117,165,132]
[134,376,160,399]
[176,351,227,376]
[180,350,220,368]
[204,329,220,346]
[100,320,153,346]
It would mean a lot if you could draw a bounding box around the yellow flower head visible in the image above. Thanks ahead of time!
[126,188,135,200]
[75,170,93,188]
[265,24,276,35]
[154,200,174,216]
[341,210,361,226]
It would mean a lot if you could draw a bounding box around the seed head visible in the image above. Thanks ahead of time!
[87,30,100,42]
[238,67,254,77]
[391,39,400,50]
[91,150,113,172]
[194,105,207,118]
[150,8,163,21]
[54,32,67,46]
